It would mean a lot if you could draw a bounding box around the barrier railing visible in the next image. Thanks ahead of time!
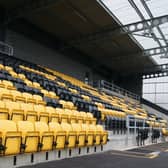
[0,41,13,56]
[96,80,140,101]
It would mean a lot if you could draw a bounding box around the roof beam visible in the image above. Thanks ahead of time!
[64,14,168,47]
[142,63,168,78]
[110,46,168,61]
[3,0,62,26]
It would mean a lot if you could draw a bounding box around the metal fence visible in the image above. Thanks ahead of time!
[97,80,140,100]
[0,41,13,56]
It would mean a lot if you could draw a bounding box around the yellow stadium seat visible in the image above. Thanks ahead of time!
[0,64,4,69]
[5,101,24,122]
[61,123,77,148]
[81,124,94,146]
[0,100,9,120]
[87,113,97,125]
[0,88,13,101]
[17,121,39,153]
[34,105,49,123]
[0,80,5,88]
[71,123,86,147]
[34,122,54,151]
[64,109,77,124]
[4,66,13,72]
[89,124,101,145]
[49,122,66,149]
[2,80,15,90]
[46,106,59,123]
[22,92,36,104]
[18,74,26,80]
[96,125,108,145]
[56,108,68,123]
[33,95,46,105]
[20,103,37,122]
[33,82,41,89]
[10,90,26,102]
[0,120,21,155]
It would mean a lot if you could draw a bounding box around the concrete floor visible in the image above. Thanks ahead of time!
[22,143,168,168]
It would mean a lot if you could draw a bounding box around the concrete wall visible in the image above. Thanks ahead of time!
[5,30,102,83]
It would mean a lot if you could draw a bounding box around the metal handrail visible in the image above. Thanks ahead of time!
[0,41,13,56]
[98,80,140,100]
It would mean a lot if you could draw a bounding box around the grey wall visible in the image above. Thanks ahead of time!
[5,30,99,82]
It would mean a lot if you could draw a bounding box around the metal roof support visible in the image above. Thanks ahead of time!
[66,14,168,47]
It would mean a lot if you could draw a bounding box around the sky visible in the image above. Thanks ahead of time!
[100,0,168,109]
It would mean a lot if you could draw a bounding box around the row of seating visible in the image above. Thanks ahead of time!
[0,120,108,155]
[0,100,96,124]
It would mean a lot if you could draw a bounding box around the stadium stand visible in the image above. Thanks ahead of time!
[0,53,167,161]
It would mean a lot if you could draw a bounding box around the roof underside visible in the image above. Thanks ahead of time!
[0,0,156,75]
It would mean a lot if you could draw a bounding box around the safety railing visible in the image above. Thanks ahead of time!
[96,80,140,101]
[0,41,13,56]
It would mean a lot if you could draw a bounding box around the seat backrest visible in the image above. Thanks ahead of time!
[34,122,49,133]
[0,120,17,133]
[61,123,72,132]
[96,125,104,132]
[0,100,6,108]
[34,104,46,112]
[5,101,20,110]
[81,124,89,132]
[49,122,62,132]
[20,103,34,111]
[46,106,56,114]
[17,121,34,133]
[89,124,97,131]
[10,90,22,97]
[71,123,82,132]
[33,95,42,101]
[23,92,33,99]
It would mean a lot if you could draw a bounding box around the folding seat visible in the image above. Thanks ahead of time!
[34,104,49,123]
[59,100,66,109]
[18,74,26,80]
[73,111,84,124]
[9,71,18,78]
[0,88,13,101]
[89,125,102,145]
[10,90,26,103]
[17,121,39,153]
[4,66,13,72]
[0,100,9,120]
[48,91,59,99]
[46,106,59,122]
[0,80,5,88]
[2,80,16,90]
[32,82,41,90]
[71,123,86,147]
[87,113,97,125]
[34,122,54,151]
[61,123,77,148]
[0,120,21,155]
[33,94,46,105]
[24,80,33,87]
[57,108,69,123]
[20,103,37,122]
[22,92,36,104]
[0,64,4,70]
[81,124,94,146]
[64,109,77,123]
[49,122,66,149]
[5,101,24,122]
